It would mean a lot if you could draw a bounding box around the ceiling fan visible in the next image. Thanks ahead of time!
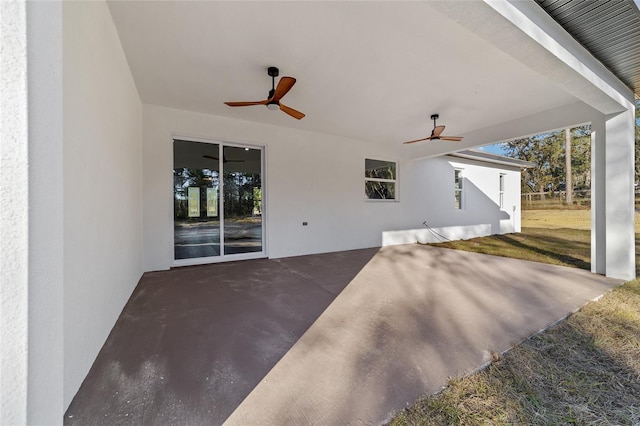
[224,66,305,120]
[403,114,463,144]
[203,154,244,164]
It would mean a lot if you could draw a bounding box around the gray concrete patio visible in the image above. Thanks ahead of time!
[64,244,620,425]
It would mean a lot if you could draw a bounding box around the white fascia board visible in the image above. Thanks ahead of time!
[486,0,635,111]
[446,152,534,169]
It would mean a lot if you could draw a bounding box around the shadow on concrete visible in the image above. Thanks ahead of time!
[223,245,620,425]
[64,248,378,425]
[65,245,620,425]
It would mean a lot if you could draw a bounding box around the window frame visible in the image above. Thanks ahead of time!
[454,168,464,210]
[499,173,506,209]
[364,158,398,202]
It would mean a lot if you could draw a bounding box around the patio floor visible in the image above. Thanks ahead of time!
[64,244,620,425]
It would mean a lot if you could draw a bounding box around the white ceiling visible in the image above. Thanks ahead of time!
[107,1,579,149]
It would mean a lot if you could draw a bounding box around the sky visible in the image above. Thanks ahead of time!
[478,143,507,156]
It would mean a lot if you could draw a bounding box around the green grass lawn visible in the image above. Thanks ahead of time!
[390,210,640,425]
[427,209,640,271]
[522,209,640,231]
[429,228,592,270]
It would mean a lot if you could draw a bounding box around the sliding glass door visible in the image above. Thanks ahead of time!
[173,139,264,263]
[222,145,263,255]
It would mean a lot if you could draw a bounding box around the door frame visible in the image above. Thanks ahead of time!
[171,134,267,267]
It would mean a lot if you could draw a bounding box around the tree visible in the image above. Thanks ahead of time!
[504,132,564,194]
[502,125,590,195]
[570,125,591,190]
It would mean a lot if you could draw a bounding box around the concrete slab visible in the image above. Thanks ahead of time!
[225,245,620,425]
[64,245,620,425]
[64,249,377,425]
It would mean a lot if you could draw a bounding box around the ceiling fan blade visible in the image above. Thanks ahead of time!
[279,103,305,120]
[432,125,445,137]
[403,136,433,144]
[224,100,268,107]
[271,77,296,102]
[204,154,246,163]
[439,136,463,141]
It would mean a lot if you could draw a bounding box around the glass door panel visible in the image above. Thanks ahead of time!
[173,140,221,259]
[222,146,263,255]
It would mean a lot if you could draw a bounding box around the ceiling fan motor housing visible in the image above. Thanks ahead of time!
[267,66,279,77]
[266,66,279,108]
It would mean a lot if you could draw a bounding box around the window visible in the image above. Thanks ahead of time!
[499,173,505,209]
[365,159,396,200]
[454,169,463,209]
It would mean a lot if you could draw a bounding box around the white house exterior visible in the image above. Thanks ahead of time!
[1,1,637,424]
[381,150,532,247]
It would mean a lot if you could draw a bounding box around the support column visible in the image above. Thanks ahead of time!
[26,0,64,423]
[565,128,572,204]
[591,119,606,275]
[605,108,636,280]
[591,106,635,280]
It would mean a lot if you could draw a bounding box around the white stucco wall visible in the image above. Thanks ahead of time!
[441,157,521,234]
[1,1,29,424]
[143,105,523,271]
[143,105,409,270]
[384,156,522,245]
[2,2,65,423]
[63,1,143,409]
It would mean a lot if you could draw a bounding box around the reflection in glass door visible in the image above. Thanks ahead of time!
[173,140,221,259]
[223,146,262,255]
[173,139,264,262]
